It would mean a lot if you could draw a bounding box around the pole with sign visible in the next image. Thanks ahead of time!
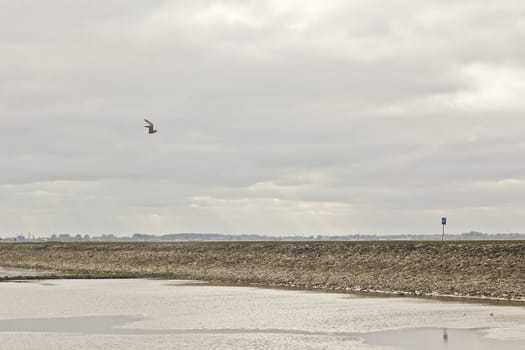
[441,217,447,240]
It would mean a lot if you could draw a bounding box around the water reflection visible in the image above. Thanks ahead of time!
[363,328,522,350]
[0,316,143,334]
[0,315,522,350]
[0,315,359,336]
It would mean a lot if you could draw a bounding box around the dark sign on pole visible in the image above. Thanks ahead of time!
[441,217,447,240]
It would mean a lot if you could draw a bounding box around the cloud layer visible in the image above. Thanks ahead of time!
[2,0,525,236]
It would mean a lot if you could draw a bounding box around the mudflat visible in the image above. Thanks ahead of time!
[2,279,525,349]
[0,241,523,301]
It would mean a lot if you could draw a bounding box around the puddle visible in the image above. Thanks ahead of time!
[362,327,523,350]
[1,314,522,350]
[162,280,209,287]
[0,267,50,278]
[0,315,358,337]
[0,315,143,334]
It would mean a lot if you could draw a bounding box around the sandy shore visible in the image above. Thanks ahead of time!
[0,241,523,301]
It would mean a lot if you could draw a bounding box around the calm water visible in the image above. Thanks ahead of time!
[0,267,50,277]
[0,279,524,349]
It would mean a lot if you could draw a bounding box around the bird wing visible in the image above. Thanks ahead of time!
[144,119,154,127]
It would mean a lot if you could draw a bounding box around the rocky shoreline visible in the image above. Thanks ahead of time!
[0,241,523,301]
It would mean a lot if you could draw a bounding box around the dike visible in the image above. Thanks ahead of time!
[0,241,523,301]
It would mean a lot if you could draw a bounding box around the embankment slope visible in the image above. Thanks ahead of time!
[0,241,523,300]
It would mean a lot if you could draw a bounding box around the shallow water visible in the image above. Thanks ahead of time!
[364,327,523,350]
[0,279,523,349]
[0,267,50,278]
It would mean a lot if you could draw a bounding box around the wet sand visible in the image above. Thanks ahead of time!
[0,279,523,349]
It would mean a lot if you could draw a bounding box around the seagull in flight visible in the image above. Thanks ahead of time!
[144,119,158,134]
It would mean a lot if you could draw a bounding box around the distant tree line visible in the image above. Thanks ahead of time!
[1,231,525,242]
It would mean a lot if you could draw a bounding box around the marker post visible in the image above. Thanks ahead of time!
[441,217,447,240]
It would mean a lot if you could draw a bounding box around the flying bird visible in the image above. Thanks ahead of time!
[144,119,158,134]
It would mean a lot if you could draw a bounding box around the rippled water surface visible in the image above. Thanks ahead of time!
[0,279,524,349]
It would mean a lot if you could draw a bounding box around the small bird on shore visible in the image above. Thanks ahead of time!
[144,119,158,134]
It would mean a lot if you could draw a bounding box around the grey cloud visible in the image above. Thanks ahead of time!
[2,0,525,235]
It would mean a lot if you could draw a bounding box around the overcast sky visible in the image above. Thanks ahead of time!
[2,0,525,237]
